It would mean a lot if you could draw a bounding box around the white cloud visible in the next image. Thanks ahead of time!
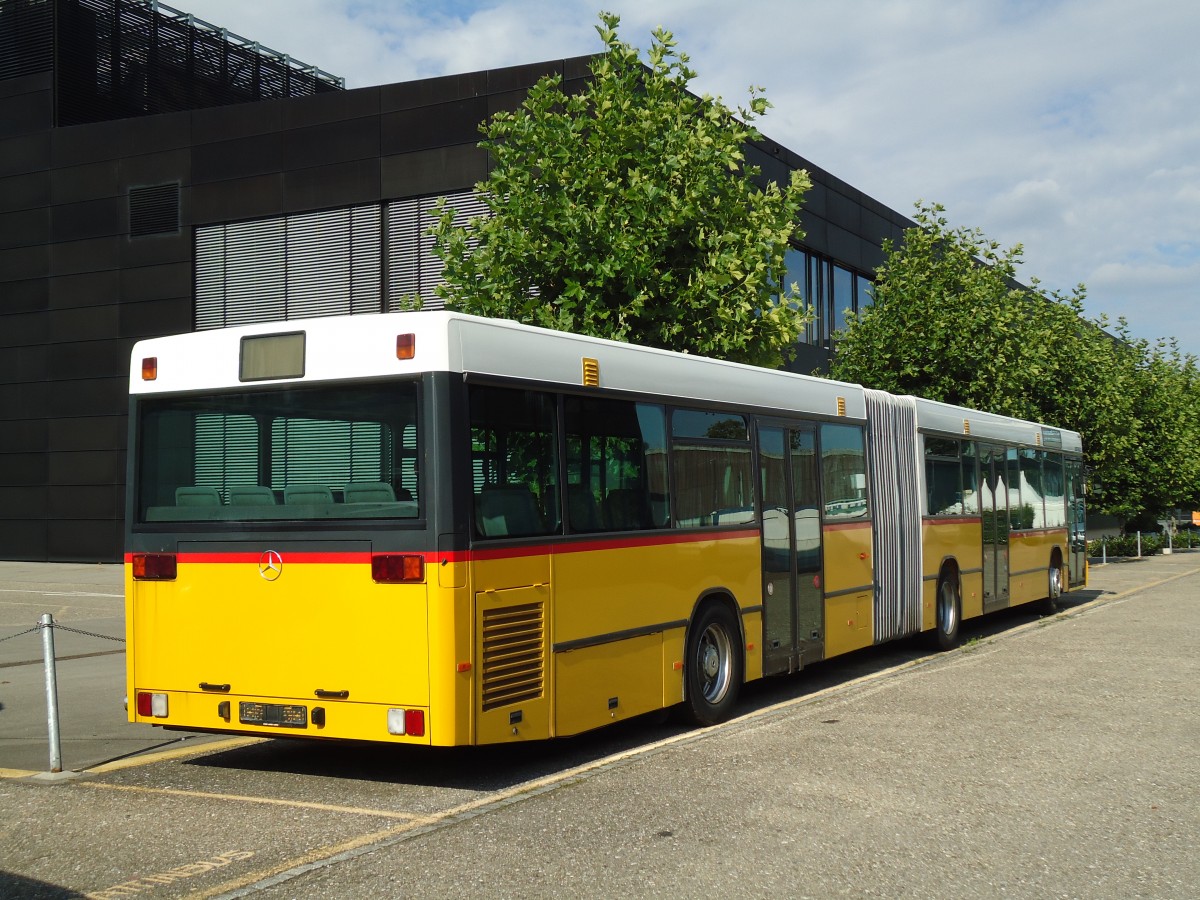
[175,0,1200,355]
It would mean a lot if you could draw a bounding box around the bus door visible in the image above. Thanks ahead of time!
[1065,457,1086,585]
[979,444,1011,611]
[757,422,823,675]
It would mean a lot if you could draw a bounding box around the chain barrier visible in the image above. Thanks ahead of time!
[0,625,41,644]
[43,622,125,644]
[0,620,124,646]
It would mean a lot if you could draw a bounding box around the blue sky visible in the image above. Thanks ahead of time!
[177,0,1200,356]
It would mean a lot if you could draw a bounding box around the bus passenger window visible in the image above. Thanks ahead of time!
[1042,452,1067,528]
[1007,449,1025,530]
[924,437,963,516]
[1020,448,1048,528]
[820,423,867,520]
[961,442,980,515]
[469,386,561,539]
[670,409,753,527]
[564,397,668,533]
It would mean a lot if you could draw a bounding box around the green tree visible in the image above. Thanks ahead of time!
[429,12,811,368]
[830,201,1200,522]
[1115,334,1200,523]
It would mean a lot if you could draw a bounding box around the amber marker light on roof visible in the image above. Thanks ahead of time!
[142,357,158,380]
[396,334,415,360]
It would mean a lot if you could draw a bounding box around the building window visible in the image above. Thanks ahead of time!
[784,247,872,346]
[832,265,854,336]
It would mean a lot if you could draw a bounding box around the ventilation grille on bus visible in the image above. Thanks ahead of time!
[481,602,545,711]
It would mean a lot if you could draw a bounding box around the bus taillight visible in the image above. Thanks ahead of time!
[136,692,168,717]
[387,708,425,737]
[132,553,177,580]
[371,553,424,583]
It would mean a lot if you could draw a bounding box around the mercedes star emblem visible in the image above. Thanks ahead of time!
[258,550,283,581]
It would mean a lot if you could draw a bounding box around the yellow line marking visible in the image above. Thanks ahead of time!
[190,823,425,899]
[88,737,265,773]
[1096,565,1200,602]
[0,767,39,779]
[84,782,434,822]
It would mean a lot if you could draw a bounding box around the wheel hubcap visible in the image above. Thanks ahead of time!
[939,582,957,634]
[1049,565,1062,598]
[697,623,732,704]
[702,644,720,679]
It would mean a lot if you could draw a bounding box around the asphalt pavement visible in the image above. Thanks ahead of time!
[0,562,213,775]
[1,553,1197,899]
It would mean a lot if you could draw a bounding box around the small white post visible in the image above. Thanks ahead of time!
[40,614,62,773]
[1136,531,1142,558]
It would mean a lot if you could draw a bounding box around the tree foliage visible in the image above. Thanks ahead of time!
[429,12,811,368]
[830,202,1200,522]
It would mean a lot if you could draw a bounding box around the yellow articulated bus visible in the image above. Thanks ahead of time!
[125,311,1086,746]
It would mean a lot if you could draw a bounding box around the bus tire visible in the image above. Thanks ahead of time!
[931,571,961,651]
[680,601,742,727]
[1039,551,1064,616]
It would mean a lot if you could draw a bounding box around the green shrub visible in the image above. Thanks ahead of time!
[1088,532,1163,557]
[1171,529,1200,549]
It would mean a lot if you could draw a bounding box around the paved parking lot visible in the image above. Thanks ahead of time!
[1,554,1198,898]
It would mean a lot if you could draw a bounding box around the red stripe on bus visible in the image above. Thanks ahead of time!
[125,529,761,567]
[1010,528,1069,538]
[125,551,376,565]
[822,520,872,533]
[468,528,761,561]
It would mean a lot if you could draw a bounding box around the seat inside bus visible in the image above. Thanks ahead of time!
[284,484,335,505]
[175,486,221,506]
[344,482,395,503]
[228,484,276,505]
[567,484,603,531]
[477,484,544,537]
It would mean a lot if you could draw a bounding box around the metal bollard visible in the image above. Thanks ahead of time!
[40,613,62,773]
[1136,531,1142,558]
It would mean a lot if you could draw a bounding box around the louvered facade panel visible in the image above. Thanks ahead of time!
[386,190,489,311]
[194,206,382,330]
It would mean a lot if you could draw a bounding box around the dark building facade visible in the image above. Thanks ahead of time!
[1,0,913,562]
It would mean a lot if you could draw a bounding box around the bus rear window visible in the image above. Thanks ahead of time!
[135,383,419,524]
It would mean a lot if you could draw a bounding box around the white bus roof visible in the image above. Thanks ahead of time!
[129,311,1082,452]
[914,396,1082,455]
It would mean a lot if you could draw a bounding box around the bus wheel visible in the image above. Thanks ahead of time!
[681,602,742,726]
[1039,553,1064,615]
[932,573,961,651]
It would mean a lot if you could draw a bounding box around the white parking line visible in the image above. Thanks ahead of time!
[0,589,123,598]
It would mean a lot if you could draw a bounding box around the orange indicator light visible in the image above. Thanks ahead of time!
[371,553,424,583]
[457,662,472,673]
[396,333,415,360]
[141,357,158,380]
[132,553,176,580]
